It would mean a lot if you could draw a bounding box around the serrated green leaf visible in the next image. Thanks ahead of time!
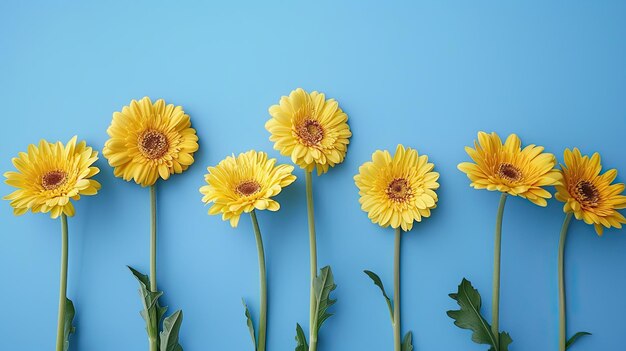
[63,298,76,351]
[313,265,337,333]
[447,278,495,345]
[401,331,413,351]
[242,299,257,350]
[447,278,513,351]
[129,266,165,345]
[566,331,591,349]
[160,310,183,351]
[364,270,393,321]
[294,323,308,351]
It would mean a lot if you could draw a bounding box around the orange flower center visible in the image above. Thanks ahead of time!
[498,163,522,182]
[138,130,169,159]
[42,170,67,190]
[574,180,600,207]
[236,180,261,196]
[296,119,324,146]
[386,178,412,203]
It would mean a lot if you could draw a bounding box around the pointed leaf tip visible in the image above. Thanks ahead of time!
[401,331,414,351]
[242,299,257,349]
[128,265,151,288]
[364,270,394,320]
[294,323,308,351]
[566,331,591,349]
[447,278,513,350]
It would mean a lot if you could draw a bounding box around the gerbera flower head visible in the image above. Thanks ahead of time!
[265,88,352,175]
[458,131,561,206]
[3,136,101,218]
[103,97,199,187]
[199,150,296,228]
[354,144,439,231]
[555,148,626,235]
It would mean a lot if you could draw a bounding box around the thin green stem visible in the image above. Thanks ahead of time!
[55,214,69,351]
[558,212,573,351]
[305,171,318,351]
[250,211,267,351]
[392,227,402,351]
[149,185,158,351]
[491,193,507,346]
[150,185,157,292]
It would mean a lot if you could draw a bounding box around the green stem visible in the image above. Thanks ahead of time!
[491,193,507,346]
[250,211,267,351]
[150,185,157,292]
[149,185,158,351]
[55,214,69,351]
[392,227,402,351]
[305,171,318,351]
[558,212,573,351]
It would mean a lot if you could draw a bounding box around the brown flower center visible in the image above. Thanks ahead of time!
[574,180,600,207]
[296,119,324,146]
[42,170,67,190]
[386,178,412,203]
[138,130,169,159]
[498,163,522,182]
[236,180,261,196]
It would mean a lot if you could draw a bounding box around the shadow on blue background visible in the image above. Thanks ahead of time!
[1,1,625,350]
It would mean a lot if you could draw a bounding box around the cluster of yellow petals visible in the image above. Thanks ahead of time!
[3,136,101,218]
[103,97,199,187]
[555,148,626,235]
[265,88,352,175]
[458,132,561,206]
[354,144,439,231]
[199,150,296,228]
[8,94,625,241]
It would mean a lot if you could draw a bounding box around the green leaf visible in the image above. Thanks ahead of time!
[128,265,150,287]
[160,310,184,351]
[447,278,513,351]
[63,298,76,351]
[129,266,163,313]
[364,270,393,321]
[294,323,308,351]
[129,266,165,345]
[447,278,495,345]
[401,331,413,351]
[242,299,257,350]
[566,331,591,349]
[313,265,337,333]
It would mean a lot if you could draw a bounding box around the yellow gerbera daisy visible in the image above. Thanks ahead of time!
[458,131,561,206]
[265,88,352,175]
[354,144,439,231]
[200,150,296,227]
[3,136,101,218]
[103,97,199,187]
[555,148,626,235]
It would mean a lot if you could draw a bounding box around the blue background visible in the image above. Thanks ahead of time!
[1,1,625,350]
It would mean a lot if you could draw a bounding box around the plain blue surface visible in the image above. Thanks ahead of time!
[1,1,625,350]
